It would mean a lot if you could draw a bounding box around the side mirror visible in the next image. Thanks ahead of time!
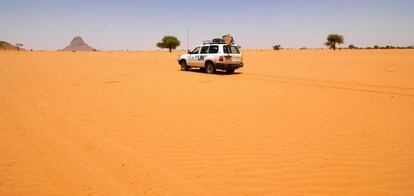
[187,50,191,54]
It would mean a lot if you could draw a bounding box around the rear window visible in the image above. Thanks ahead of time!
[223,46,240,54]
[200,46,209,54]
[208,45,219,54]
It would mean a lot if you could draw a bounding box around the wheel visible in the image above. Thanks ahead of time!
[180,61,189,71]
[226,69,235,74]
[205,62,215,74]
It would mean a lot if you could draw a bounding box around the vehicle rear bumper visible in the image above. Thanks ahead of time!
[214,63,243,70]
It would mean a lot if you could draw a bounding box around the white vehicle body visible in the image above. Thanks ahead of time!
[178,43,243,74]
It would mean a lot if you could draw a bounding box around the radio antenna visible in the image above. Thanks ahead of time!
[186,28,189,51]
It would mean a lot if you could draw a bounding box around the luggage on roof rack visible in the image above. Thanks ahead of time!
[223,34,234,45]
[202,34,235,45]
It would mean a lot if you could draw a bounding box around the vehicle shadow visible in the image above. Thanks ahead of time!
[185,68,243,76]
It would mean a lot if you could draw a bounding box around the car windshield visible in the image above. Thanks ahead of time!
[223,46,240,54]
[191,47,201,54]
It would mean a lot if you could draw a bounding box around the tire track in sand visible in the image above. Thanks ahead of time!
[237,73,414,98]
[0,66,209,195]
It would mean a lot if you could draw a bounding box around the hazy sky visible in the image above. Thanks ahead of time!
[1,0,413,50]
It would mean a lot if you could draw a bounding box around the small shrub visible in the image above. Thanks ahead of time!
[348,44,357,49]
[273,45,281,50]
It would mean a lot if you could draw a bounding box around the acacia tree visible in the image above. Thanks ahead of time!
[325,34,344,50]
[156,36,180,52]
[15,43,23,51]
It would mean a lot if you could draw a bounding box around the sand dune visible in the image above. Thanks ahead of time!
[1,50,413,195]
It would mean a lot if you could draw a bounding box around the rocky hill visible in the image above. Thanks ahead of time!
[0,41,25,51]
[62,36,96,51]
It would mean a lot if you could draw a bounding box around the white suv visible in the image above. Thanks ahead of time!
[178,40,243,74]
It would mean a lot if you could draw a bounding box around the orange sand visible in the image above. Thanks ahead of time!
[1,50,413,195]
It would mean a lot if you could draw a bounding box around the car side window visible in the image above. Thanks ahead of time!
[200,46,209,54]
[223,45,229,53]
[208,45,219,54]
[229,46,240,54]
[191,47,201,54]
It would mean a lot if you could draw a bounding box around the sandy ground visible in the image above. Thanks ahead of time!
[1,49,414,195]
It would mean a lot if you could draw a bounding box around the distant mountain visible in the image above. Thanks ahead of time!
[0,41,25,51]
[62,36,96,51]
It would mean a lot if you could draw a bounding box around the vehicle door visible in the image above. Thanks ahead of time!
[188,46,201,66]
[207,45,220,63]
[195,46,209,67]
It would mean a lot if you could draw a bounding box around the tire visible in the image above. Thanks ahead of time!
[180,61,189,71]
[226,69,235,74]
[205,62,215,74]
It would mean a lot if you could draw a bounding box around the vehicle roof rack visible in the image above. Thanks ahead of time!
[202,40,213,44]
[203,36,235,45]
[212,38,226,44]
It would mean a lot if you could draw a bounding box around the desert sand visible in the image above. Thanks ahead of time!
[1,49,413,195]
